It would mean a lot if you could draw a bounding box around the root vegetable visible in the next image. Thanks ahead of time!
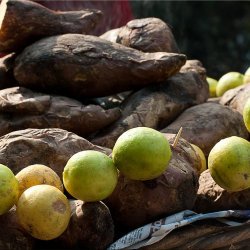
[0,0,103,53]
[14,34,186,98]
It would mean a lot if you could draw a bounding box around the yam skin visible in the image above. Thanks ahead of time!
[91,59,209,148]
[0,128,111,177]
[56,200,114,250]
[194,169,250,213]
[14,34,186,99]
[0,206,35,250]
[161,102,249,157]
[0,87,121,137]
[0,53,17,88]
[104,134,199,230]
[0,0,103,53]
[101,17,179,53]
[220,83,250,114]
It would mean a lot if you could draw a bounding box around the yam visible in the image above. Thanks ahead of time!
[0,87,121,137]
[101,17,179,53]
[220,83,250,114]
[194,169,250,213]
[104,134,199,230]
[161,102,249,157]
[14,34,186,98]
[91,60,209,148]
[0,206,35,250]
[0,53,17,88]
[0,0,103,53]
[0,128,111,176]
[56,200,114,250]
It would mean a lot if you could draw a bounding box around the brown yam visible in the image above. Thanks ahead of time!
[194,169,250,213]
[0,206,35,250]
[101,17,179,53]
[91,60,209,148]
[0,128,111,176]
[0,0,103,53]
[14,34,186,98]
[220,83,250,114]
[0,87,121,137]
[104,134,199,230]
[0,53,17,88]
[56,200,114,250]
[161,102,249,157]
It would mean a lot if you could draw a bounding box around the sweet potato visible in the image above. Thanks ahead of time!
[0,53,17,88]
[91,60,209,148]
[220,83,250,114]
[14,34,186,98]
[0,128,111,177]
[162,102,249,157]
[101,17,179,53]
[56,200,114,250]
[0,87,121,137]
[104,134,199,230]
[0,206,35,250]
[194,169,250,213]
[0,0,103,53]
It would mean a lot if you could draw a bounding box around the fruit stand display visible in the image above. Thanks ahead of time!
[0,0,250,249]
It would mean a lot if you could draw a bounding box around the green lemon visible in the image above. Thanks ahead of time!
[206,77,218,97]
[208,136,250,192]
[0,164,19,215]
[243,98,250,133]
[243,67,250,84]
[63,150,118,202]
[112,127,172,180]
[216,72,244,97]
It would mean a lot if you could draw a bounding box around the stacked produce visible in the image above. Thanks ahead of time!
[0,0,250,249]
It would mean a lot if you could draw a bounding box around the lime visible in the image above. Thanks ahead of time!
[208,136,250,191]
[243,98,250,133]
[63,150,118,202]
[206,77,218,97]
[0,164,19,215]
[216,72,244,97]
[16,164,63,198]
[243,67,250,84]
[16,185,70,240]
[112,127,172,180]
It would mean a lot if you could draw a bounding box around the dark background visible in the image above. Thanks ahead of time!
[131,1,250,79]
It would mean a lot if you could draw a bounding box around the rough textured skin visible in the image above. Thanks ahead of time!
[0,206,35,250]
[101,17,179,53]
[14,34,186,98]
[0,0,103,53]
[91,60,209,148]
[0,53,17,88]
[162,102,249,157]
[0,128,111,177]
[0,87,121,137]
[56,200,114,250]
[220,83,250,114]
[104,134,199,230]
[194,169,250,213]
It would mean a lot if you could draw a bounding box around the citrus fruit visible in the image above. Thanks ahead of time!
[243,98,250,132]
[0,164,19,215]
[208,136,250,192]
[206,77,218,97]
[16,184,70,240]
[216,72,244,97]
[15,164,63,198]
[112,127,172,180]
[63,150,118,202]
[190,143,207,174]
[243,67,250,84]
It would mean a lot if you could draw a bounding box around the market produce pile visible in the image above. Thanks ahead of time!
[0,0,250,249]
